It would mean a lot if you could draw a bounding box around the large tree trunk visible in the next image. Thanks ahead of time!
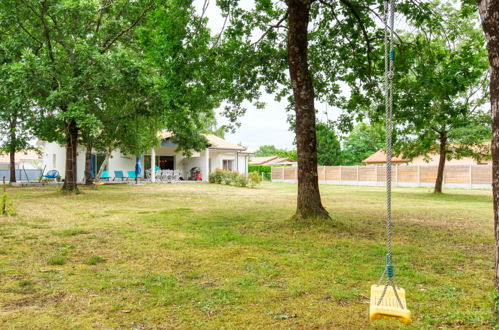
[434,132,447,194]
[62,120,79,192]
[287,0,329,220]
[476,0,499,295]
[84,138,93,185]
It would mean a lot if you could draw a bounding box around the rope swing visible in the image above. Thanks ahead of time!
[369,0,412,324]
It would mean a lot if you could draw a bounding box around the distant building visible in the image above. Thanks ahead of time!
[250,156,297,166]
[0,150,43,170]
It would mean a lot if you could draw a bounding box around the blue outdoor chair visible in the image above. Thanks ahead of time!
[100,171,111,181]
[114,170,125,181]
[43,170,59,182]
[127,170,137,181]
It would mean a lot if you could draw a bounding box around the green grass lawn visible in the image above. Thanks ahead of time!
[0,182,494,329]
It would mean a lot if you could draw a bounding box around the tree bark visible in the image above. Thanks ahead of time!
[434,132,447,194]
[95,147,112,182]
[476,0,499,295]
[84,138,93,185]
[287,0,330,220]
[8,117,16,183]
[62,120,79,192]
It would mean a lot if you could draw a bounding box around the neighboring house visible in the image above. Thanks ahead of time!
[363,147,491,166]
[0,150,42,170]
[250,156,296,166]
[40,132,252,182]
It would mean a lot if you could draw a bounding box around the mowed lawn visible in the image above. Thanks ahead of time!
[0,182,494,329]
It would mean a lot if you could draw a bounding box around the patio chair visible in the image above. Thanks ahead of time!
[43,170,59,182]
[114,170,125,181]
[100,171,111,181]
[127,170,137,181]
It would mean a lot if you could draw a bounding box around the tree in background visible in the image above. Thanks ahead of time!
[316,121,341,165]
[341,123,385,165]
[387,4,489,193]
[0,12,37,183]
[254,145,297,161]
[1,0,159,192]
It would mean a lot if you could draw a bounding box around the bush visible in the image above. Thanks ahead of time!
[222,170,233,185]
[235,173,248,187]
[248,171,262,188]
[248,165,272,180]
[0,193,15,216]
[209,169,224,184]
[209,170,253,188]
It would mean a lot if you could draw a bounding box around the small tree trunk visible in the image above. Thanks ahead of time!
[287,0,330,220]
[476,0,499,294]
[95,147,113,182]
[84,138,93,185]
[8,116,17,183]
[434,132,447,194]
[62,120,79,192]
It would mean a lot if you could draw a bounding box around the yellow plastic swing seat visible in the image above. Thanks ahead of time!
[369,284,411,324]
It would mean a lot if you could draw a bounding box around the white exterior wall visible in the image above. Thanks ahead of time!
[42,142,250,182]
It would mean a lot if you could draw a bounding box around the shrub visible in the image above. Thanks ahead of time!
[209,169,224,184]
[236,173,248,187]
[0,193,15,216]
[248,171,262,188]
[222,170,233,185]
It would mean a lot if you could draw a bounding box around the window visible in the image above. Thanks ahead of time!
[223,159,234,171]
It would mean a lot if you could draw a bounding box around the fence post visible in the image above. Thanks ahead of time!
[376,165,379,186]
[469,164,472,188]
[356,165,359,185]
[281,167,285,181]
[339,165,342,183]
[323,166,326,182]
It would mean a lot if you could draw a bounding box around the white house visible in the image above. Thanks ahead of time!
[40,132,251,182]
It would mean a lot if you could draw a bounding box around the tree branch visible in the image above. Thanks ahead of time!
[251,11,289,47]
[100,2,155,54]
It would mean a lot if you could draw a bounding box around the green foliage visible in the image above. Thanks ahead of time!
[248,171,262,188]
[385,4,489,163]
[209,170,257,188]
[316,122,342,166]
[0,193,15,216]
[253,145,297,161]
[209,169,224,184]
[341,123,385,165]
[248,165,273,180]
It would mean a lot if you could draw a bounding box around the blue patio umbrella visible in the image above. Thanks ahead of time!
[90,154,96,177]
[135,155,142,176]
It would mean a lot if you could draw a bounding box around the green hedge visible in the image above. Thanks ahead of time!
[248,165,289,180]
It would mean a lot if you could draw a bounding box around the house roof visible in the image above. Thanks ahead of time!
[250,156,279,165]
[250,156,296,165]
[362,150,407,164]
[0,150,42,164]
[159,131,246,151]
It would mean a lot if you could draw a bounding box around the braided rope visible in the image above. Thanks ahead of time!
[376,0,405,310]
